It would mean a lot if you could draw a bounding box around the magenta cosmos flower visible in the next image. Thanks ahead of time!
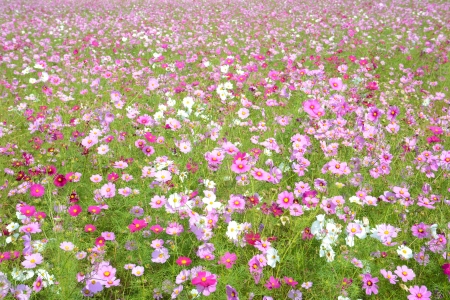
[68,205,82,217]
[176,256,192,267]
[128,219,148,233]
[29,184,45,197]
[191,271,217,296]
[442,263,450,276]
[264,276,281,290]
[362,273,379,295]
[144,132,157,143]
[150,224,163,234]
[20,205,36,217]
[408,285,431,300]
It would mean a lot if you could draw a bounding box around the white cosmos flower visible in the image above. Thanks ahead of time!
[203,180,216,189]
[311,214,325,236]
[220,65,229,73]
[6,222,19,232]
[266,248,280,268]
[224,82,233,89]
[202,190,216,202]
[346,235,355,247]
[203,199,222,212]
[40,72,49,82]
[182,97,194,109]
[397,245,413,259]
[226,221,239,240]
[168,193,182,208]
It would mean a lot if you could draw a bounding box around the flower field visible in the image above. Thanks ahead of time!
[1,0,450,299]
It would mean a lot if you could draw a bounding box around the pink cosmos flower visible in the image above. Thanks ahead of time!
[148,78,159,90]
[166,222,184,236]
[150,195,166,208]
[60,241,75,251]
[277,191,294,209]
[88,206,101,215]
[85,224,96,233]
[90,174,102,183]
[151,248,170,263]
[154,170,172,183]
[22,253,43,268]
[428,126,443,135]
[228,195,245,211]
[178,141,192,153]
[226,285,239,300]
[81,135,98,149]
[102,232,116,241]
[20,222,42,234]
[329,77,343,91]
[254,240,271,254]
[442,263,450,276]
[231,159,251,174]
[219,252,237,269]
[284,277,298,287]
[29,184,45,197]
[264,276,281,290]
[118,187,132,197]
[303,99,324,118]
[251,168,267,181]
[150,224,163,234]
[380,269,398,284]
[98,265,116,281]
[132,266,145,276]
[136,115,153,126]
[33,276,44,292]
[408,285,431,300]
[394,265,415,282]
[362,273,379,295]
[366,81,379,90]
[289,203,304,216]
[142,145,155,156]
[100,182,116,198]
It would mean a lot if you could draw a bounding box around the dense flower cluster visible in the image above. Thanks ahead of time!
[1,0,450,299]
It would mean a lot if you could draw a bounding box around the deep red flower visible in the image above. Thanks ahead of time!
[54,174,67,187]
[245,232,261,246]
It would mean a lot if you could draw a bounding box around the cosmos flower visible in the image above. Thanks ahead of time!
[29,184,45,197]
